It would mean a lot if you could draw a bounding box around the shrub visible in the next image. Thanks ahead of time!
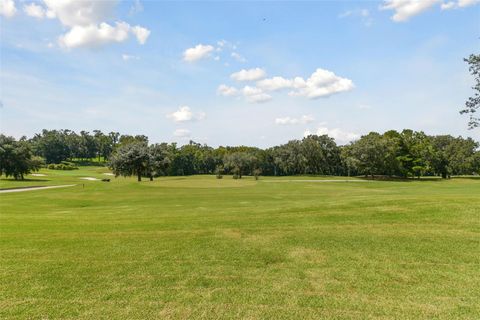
[47,162,78,170]
[215,166,223,179]
[253,168,261,180]
[232,166,241,179]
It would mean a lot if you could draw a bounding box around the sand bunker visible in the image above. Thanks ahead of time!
[31,173,47,177]
[79,177,100,181]
[103,173,114,176]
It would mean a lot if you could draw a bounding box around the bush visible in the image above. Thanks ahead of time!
[47,162,78,170]
[253,168,261,180]
[215,166,223,179]
[232,166,241,179]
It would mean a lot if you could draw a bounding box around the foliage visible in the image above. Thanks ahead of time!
[0,134,43,180]
[109,142,150,181]
[10,128,480,180]
[461,54,480,129]
[47,161,78,170]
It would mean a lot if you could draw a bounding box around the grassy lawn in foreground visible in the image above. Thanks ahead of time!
[0,167,479,319]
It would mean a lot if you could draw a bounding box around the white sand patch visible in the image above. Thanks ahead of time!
[31,173,47,177]
[103,173,114,176]
[79,177,100,181]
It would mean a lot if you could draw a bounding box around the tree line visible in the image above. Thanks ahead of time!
[1,128,478,180]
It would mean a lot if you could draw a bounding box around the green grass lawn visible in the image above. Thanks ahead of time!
[1,167,479,319]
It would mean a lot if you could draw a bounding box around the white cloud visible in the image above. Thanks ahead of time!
[381,0,440,22]
[0,0,16,18]
[231,68,266,81]
[221,68,353,102]
[122,54,139,61]
[289,69,354,99]
[275,115,315,125]
[242,86,272,103]
[43,0,116,27]
[257,76,293,91]
[183,44,215,62]
[304,127,360,144]
[441,1,457,9]
[458,0,480,7]
[231,52,246,62]
[441,0,480,9]
[59,22,131,49]
[173,129,191,138]
[339,8,372,26]
[131,25,150,45]
[167,106,205,123]
[217,84,238,97]
[257,68,354,99]
[129,0,143,14]
[24,3,46,18]
[25,1,150,49]
[339,8,370,18]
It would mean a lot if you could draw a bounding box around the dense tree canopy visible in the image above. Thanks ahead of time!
[1,129,479,181]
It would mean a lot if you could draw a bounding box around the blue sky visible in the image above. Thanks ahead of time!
[1,0,479,147]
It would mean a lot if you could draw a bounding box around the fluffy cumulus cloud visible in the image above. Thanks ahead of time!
[219,68,353,103]
[381,0,441,22]
[167,106,205,123]
[59,22,131,48]
[242,86,272,103]
[24,3,51,19]
[256,76,293,91]
[289,69,354,98]
[275,115,315,125]
[257,68,354,99]
[381,0,479,21]
[217,84,238,97]
[21,0,150,48]
[231,68,266,81]
[304,127,359,145]
[0,0,16,17]
[183,44,215,62]
[173,129,191,138]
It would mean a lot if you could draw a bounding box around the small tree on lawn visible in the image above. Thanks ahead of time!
[109,142,150,181]
[0,135,42,180]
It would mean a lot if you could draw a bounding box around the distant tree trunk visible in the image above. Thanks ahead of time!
[149,175,153,181]
[137,172,142,182]
[442,172,447,179]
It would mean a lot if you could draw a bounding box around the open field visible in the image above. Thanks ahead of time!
[1,167,479,319]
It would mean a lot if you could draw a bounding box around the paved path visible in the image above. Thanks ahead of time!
[0,185,76,194]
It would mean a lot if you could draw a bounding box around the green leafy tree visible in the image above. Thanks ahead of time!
[461,54,480,129]
[109,142,150,181]
[0,135,43,180]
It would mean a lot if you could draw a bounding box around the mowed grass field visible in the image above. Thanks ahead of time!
[1,167,479,319]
